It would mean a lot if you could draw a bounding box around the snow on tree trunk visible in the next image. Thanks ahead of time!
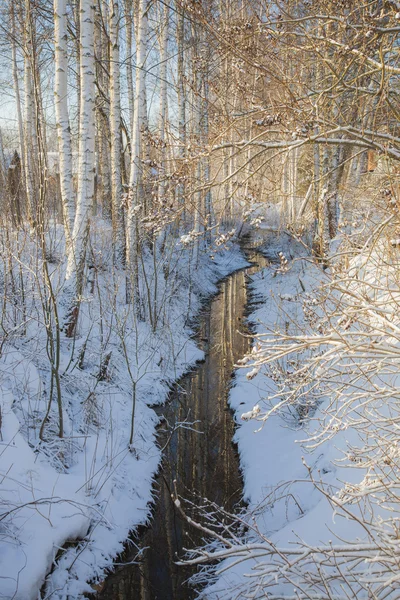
[54,0,75,253]
[109,0,126,264]
[65,0,96,336]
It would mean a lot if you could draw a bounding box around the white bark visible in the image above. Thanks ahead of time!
[0,128,6,210]
[192,59,202,262]
[130,0,147,196]
[313,127,320,207]
[176,4,186,209]
[289,146,298,221]
[54,0,75,251]
[202,75,212,244]
[109,0,125,263]
[11,3,26,219]
[126,0,148,302]
[190,21,203,261]
[95,0,111,219]
[66,0,96,289]
[157,3,168,203]
[24,0,38,224]
[73,0,81,136]
[281,153,289,219]
[124,0,134,136]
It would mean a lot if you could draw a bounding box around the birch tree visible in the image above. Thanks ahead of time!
[11,1,27,224]
[124,0,134,139]
[176,1,186,217]
[126,0,148,307]
[95,0,112,219]
[23,0,39,226]
[54,0,75,253]
[157,2,168,204]
[109,0,126,264]
[65,0,96,335]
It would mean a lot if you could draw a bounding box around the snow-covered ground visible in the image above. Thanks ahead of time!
[200,234,327,597]
[203,227,400,598]
[0,222,248,600]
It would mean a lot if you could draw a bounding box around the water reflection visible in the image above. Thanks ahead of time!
[94,245,269,600]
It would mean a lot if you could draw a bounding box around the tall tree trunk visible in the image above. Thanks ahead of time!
[95,0,111,219]
[73,0,81,135]
[54,0,75,253]
[289,146,298,221]
[65,0,96,336]
[124,0,134,141]
[0,128,6,216]
[11,2,27,225]
[24,0,38,226]
[109,0,126,264]
[126,0,148,306]
[176,1,186,221]
[191,26,202,263]
[202,74,212,245]
[158,2,168,204]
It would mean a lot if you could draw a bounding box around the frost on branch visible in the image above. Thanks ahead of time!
[241,404,261,420]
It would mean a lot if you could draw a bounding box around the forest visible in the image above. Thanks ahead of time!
[0,0,400,598]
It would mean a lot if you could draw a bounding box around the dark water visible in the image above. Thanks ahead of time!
[93,240,269,600]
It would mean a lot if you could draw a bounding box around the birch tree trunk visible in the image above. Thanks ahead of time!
[109,0,126,264]
[313,128,320,216]
[124,0,134,138]
[54,0,75,253]
[126,0,148,306]
[24,0,38,226]
[281,153,289,220]
[0,128,6,216]
[176,1,186,220]
[11,3,27,225]
[189,19,204,262]
[95,0,111,219]
[228,88,238,222]
[65,0,96,335]
[158,2,168,203]
[289,146,298,221]
[202,74,212,245]
[73,0,81,135]
[192,55,202,263]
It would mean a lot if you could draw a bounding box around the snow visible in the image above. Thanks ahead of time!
[240,404,260,420]
[201,230,399,598]
[0,221,248,600]
[229,234,324,508]
[0,357,89,600]
[4,219,399,599]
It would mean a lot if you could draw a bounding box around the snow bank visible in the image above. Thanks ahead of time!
[0,223,248,600]
[201,225,400,598]
[0,352,89,600]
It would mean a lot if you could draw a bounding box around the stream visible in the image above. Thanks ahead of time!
[93,236,269,600]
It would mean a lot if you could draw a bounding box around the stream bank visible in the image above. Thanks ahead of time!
[92,236,270,600]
